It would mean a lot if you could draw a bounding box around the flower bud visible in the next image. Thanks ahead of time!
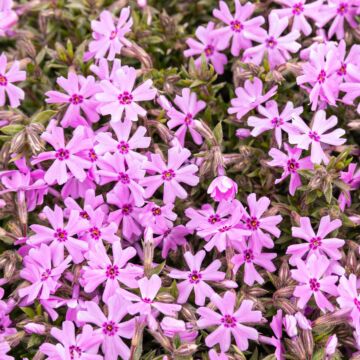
[236,128,251,139]
[326,334,338,356]
[24,323,46,335]
[208,175,238,202]
[283,314,298,337]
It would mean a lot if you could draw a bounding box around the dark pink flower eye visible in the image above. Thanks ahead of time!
[243,249,254,263]
[246,217,259,230]
[221,315,236,328]
[337,2,348,14]
[265,36,277,49]
[105,265,119,279]
[89,226,101,240]
[118,172,130,184]
[122,204,133,215]
[0,74,7,86]
[309,131,320,142]
[54,228,68,242]
[188,270,202,284]
[317,70,326,83]
[309,278,320,291]
[287,159,299,173]
[109,29,118,40]
[69,94,83,105]
[152,207,162,216]
[55,148,70,160]
[118,91,133,105]
[204,45,214,57]
[292,2,304,15]
[162,169,175,181]
[117,141,130,154]
[230,20,243,32]
[102,321,118,336]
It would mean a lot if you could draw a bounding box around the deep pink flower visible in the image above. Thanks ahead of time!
[232,241,277,286]
[166,88,206,146]
[88,8,132,60]
[169,250,225,305]
[248,100,303,147]
[19,244,71,303]
[273,0,323,36]
[212,0,265,56]
[197,291,262,352]
[0,53,26,108]
[141,146,199,204]
[82,241,142,303]
[289,111,346,164]
[40,321,103,360]
[243,13,301,69]
[119,274,181,330]
[96,66,156,122]
[267,144,313,195]
[32,125,92,185]
[78,294,135,360]
[45,72,99,127]
[0,0,17,37]
[184,22,228,75]
[239,193,282,250]
[228,77,278,120]
[28,205,88,264]
[291,254,338,312]
[338,163,360,210]
[287,216,344,265]
[208,175,238,201]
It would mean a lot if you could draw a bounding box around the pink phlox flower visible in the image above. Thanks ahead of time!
[0,312,16,339]
[45,72,99,128]
[239,193,282,251]
[160,317,198,342]
[141,146,199,204]
[88,8,132,60]
[291,254,338,312]
[334,41,360,82]
[248,100,303,147]
[316,0,358,39]
[60,175,97,201]
[82,241,141,304]
[184,22,228,75]
[232,240,277,286]
[197,291,262,352]
[78,294,136,360]
[207,175,238,202]
[287,216,344,265]
[212,0,265,56]
[267,144,313,195]
[297,43,340,110]
[90,58,123,82]
[209,350,229,360]
[169,250,225,305]
[0,53,26,108]
[337,274,360,330]
[32,125,93,185]
[40,320,103,360]
[28,205,89,264]
[338,163,360,210]
[95,119,150,164]
[340,66,360,114]
[96,151,145,206]
[289,110,346,164]
[107,187,143,241]
[138,201,177,234]
[119,274,182,330]
[0,0,18,37]
[228,77,278,120]
[95,66,156,122]
[243,13,301,69]
[272,0,323,36]
[19,244,71,303]
[0,340,13,360]
[166,88,206,146]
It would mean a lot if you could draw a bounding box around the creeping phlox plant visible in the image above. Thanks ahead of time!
[0,0,359,359]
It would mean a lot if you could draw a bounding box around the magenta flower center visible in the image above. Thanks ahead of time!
[102,321,118,336]
[117,141,130,154]
[265,36,277,49]
[106,264,119,279]
[208,214,220,224]
[40,269,51,281]
[292,2,304,15]
[309,278,320,291]
[118,172,130,184]
[89,226,101,240]
[271,117,284,128]
[69,345,82,359]
[122,204,133,215]
[243,249,254,263]
[80,211,90,220]
[219,225,231,233]
[142,297,152,303]
[54,228,68,242]
[88,149,98,162]
[162,169,175,181]
[0,74,7,86]
[55,148,70,161]
[309,131,320,142]
[109,29,118,40]
[188,270,202,284]
[152,207,162,216]
[309,236,322,250]
[337,2,348,14]
[287,159,300,173]
[184,113,193,125]
[246,216,260,230]
[337,63,347,76]
[353,298,360,311]
[317,70,326,84]
[118,91,133,105]
[69,94,83,105]
[230,20,243,33]
[221,314,237,328]
[204,45,214,57]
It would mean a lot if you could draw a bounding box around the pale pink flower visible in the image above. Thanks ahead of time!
[169,250,225,305]
[0,340,13,360]
[160,317,198,342]
[0,53,26,108]
[243,13,301,69]
[197,291,262,352]
[208,175,238,201]
[0,0,17,37]
[90,58,123,82]
[289,111,346,164]
[338,163,360,210]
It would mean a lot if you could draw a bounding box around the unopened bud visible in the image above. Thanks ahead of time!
[173,343,198,356]
[156,292,175,303]
[24,323,46,335]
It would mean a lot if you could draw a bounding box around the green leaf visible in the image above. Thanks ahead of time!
[149,261,166,276]
[213,121,223,145]
[0,124,24,135]
[20,307,35,318]
[31,110,57,124]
